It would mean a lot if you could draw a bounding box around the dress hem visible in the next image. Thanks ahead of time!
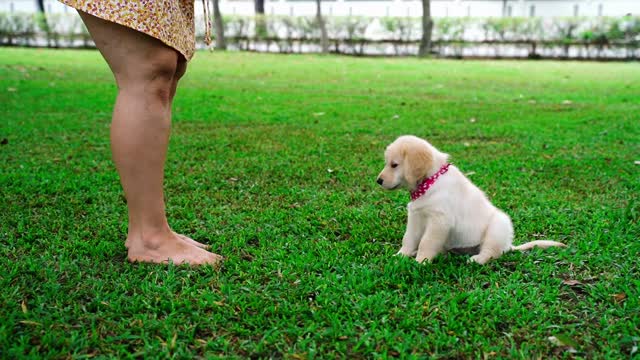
[59,0,195,61]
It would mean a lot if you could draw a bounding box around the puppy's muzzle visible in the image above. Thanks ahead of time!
[376,178,384,185]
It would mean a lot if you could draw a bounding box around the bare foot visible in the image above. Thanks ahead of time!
[125,231,210,250]
[127,231,223,266]
[173,232,210,249]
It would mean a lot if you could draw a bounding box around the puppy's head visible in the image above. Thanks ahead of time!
[376,135,446,191]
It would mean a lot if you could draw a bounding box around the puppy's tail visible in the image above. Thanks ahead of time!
[511,240,567,252]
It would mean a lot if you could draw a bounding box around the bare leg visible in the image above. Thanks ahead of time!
[78,11,221,265]
[167,57,209,250]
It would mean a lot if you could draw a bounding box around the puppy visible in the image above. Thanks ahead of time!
[376,135,565,264]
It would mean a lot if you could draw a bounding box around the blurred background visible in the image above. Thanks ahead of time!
[1,0,639,59]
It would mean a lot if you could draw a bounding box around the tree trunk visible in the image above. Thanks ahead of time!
[212,0,226,50]
[35,0,45,13]
[35,0,50,33]
[255,0,264,14]
[418,0,433,57]
[316,0,328,53]
[255,0,267,39]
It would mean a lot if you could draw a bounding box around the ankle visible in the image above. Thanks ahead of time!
[127,225,175,250]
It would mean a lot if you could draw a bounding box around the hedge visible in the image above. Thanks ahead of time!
[1,12,638,59]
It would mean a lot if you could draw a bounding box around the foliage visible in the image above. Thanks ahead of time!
[1,13,639,58]
[329,16,371,41]
[481,17,545,41]
[433,17,467,41]
[380,16,419,42]
[0,12,36,45]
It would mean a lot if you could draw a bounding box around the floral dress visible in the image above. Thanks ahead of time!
[58,0,198,61]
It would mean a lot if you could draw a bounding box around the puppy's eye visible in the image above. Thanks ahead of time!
[391,163,398,168]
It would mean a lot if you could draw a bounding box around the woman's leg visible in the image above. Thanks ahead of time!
[168,55,211,250]
[78,11,221,265]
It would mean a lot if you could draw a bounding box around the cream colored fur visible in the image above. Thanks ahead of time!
[377,135,566,265]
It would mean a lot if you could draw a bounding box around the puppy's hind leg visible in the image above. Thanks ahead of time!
[469,211,513,265]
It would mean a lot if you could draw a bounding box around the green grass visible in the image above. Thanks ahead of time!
[1,48,638,359]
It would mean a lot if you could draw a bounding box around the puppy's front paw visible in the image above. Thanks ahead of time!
[468,255,489,265]
[415,255,432,264]
[396,248,417,257]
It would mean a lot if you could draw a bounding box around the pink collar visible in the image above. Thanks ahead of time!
[410,163,451,201]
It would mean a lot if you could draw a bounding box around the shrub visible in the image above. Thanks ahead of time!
[0,12,36,45]
[380,16,419,41]
[0,12,637,58]
[433,17,468,41]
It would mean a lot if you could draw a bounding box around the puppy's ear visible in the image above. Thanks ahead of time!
[403,143,433,188]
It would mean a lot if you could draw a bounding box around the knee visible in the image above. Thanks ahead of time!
[115,49,179,107]
[143,51,178,106]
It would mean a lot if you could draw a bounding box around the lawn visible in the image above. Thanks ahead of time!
[0,48,638,358]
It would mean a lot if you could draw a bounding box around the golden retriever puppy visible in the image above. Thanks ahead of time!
[376,135,565,264]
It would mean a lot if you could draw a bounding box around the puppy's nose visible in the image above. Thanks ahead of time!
[376,178,384,185]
